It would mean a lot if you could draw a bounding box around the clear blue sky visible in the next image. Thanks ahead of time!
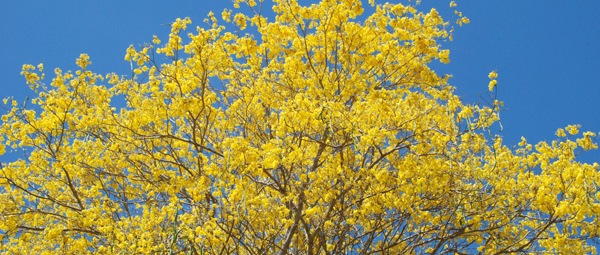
[1,0,599,166]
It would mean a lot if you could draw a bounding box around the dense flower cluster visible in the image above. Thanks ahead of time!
[1,0,599,254]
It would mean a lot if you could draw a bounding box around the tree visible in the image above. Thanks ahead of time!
[1,0,599,254]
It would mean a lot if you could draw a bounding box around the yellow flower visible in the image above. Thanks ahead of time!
[488,79,497,91]
[75,53,91,70]
[518,137,527,147]
[234,13,247,30]
[565,124,580,135]
[152,35,161,44]
[222,9,231,22]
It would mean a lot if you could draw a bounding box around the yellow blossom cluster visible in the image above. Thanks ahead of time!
[1,0,599,254]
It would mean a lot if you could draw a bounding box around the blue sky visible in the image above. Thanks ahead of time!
[1,0,599,167]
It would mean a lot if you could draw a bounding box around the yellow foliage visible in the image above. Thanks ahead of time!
[1,0,599,254]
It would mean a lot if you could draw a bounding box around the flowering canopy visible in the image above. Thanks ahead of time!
[1,0,599,254]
